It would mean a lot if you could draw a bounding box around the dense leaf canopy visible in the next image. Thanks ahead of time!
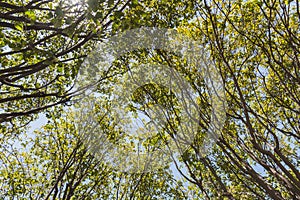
[0,0,299,199]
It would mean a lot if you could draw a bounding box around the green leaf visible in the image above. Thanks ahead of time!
[25,10,36,21]
[15,23,24,31]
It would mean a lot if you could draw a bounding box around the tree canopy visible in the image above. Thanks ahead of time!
[0,0,299,199]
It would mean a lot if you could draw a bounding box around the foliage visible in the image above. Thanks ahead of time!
[0,0,299,199]
[0,110,187,199]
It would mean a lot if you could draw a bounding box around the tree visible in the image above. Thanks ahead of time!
[0,0,299,199]
[0,0,197,199]
[0,109,187,199]
[168,0,300,199]
[0,0,139,127]
[0,0,196,123]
